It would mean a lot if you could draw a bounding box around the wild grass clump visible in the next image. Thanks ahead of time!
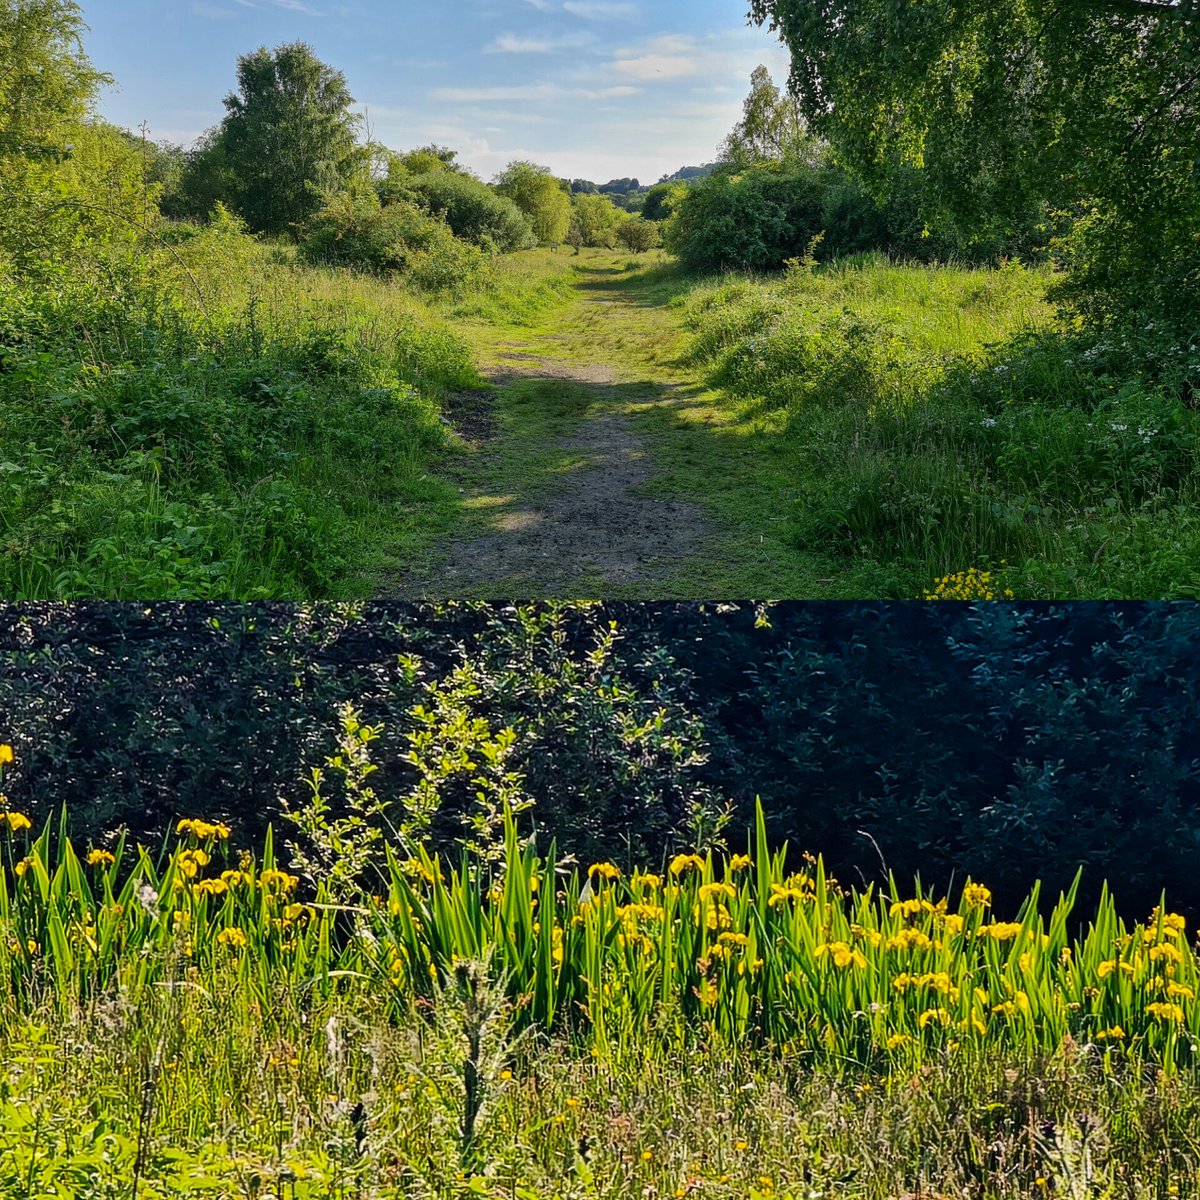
[0,219,578,598]
[4,729,1200,1197]
[682,256,1200,598]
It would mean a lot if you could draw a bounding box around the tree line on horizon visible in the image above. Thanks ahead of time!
[6,0,1194,339]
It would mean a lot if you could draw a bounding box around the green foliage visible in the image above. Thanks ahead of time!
[11,603,1200,917]
[664,165,825,272]
[403,170,535,252]
[0,0,106,157]
[301,188,488,291]
[748,0,1200,331]
[719,65,826,169]
[4,799,1200,1198]
[494,161,572,245]
[0,215,484,597]
[641,181,690,223]
[681,258,1200,600]
[616,218,661,253]
[188,42,366,237]
[570,192,626,248]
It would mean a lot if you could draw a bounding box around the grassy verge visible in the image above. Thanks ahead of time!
[673,253,1200,598]
[0,228,579,599]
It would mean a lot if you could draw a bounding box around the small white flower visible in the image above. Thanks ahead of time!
[136,885,159,917]
[980,417,998,428]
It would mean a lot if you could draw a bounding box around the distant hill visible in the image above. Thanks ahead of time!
[657,164,716,184]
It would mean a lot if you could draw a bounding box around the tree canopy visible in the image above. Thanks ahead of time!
[0,0,106,159]
[748,0,1200,325]
[719,65,825,168]
[204,42,365,236]
[494,161,572,244]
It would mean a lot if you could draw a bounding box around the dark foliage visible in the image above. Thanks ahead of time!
[2,604,1198,919]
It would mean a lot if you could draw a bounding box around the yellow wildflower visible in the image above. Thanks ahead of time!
[259,868,299,892]
[0,744,12,764]
[631,871,663,891]
[980,922,1023,942]
[217,927,249,950]
[963,883,992,909]
[1149,942,1183,965]
[86,848,116,867]
[885,927,933,952]
[815,941,867,969]
[728,853,752,872]
[176,849,210,879]
[885,1032,910,1051]
[1146,1001,1184,1022]
[176,818,231,841]
[669,853,705,877]
[588,862,621,882]
[698,881,737,903]
[0,812,31,833]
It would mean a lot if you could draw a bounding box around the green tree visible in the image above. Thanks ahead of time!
[398,144,464,175]
[405,170,535,251]
[204,42,365,237]
[720,65,825,168]
[0,0,106,158]
[494,160,572,244]
[572,191,625,247]
[616,217,661,253]
[641,181,684,222]
[0,3,165,275]
[748,0,1200,327]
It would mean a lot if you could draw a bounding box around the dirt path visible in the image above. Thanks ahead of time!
[420,347,712,595]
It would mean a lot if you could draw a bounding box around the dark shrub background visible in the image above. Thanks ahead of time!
[1,602,1194,919]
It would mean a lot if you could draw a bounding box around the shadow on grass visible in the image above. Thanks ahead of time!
[574,261,702,309]
[392,372,762,597]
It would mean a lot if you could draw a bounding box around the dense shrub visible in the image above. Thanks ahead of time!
[0,212,482,598]
[617,218,662,253]
[681,259,1200,598]
[6,603,1200,919]
[665,165,825,272]
[667,163,1046,273]
[302,190,488,291]
[404,171,536,252]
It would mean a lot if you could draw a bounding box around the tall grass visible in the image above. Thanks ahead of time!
[681,255,1200,598]
[0,224,578,600]
[4,725,1200,1196]
[3,795,1197,1069]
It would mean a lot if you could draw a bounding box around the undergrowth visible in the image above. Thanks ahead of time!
[0,219,577,599]
[681,253,1200,598]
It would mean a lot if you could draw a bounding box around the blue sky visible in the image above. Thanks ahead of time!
[79,0,792,185]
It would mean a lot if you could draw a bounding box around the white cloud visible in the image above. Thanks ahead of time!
[229,0,323,14]
[577,84,642,100]
[487,31,593,54]
[562,1,637,18]
[611,34,700,80]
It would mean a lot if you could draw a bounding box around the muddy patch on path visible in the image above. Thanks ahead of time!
[398,357,712,596]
